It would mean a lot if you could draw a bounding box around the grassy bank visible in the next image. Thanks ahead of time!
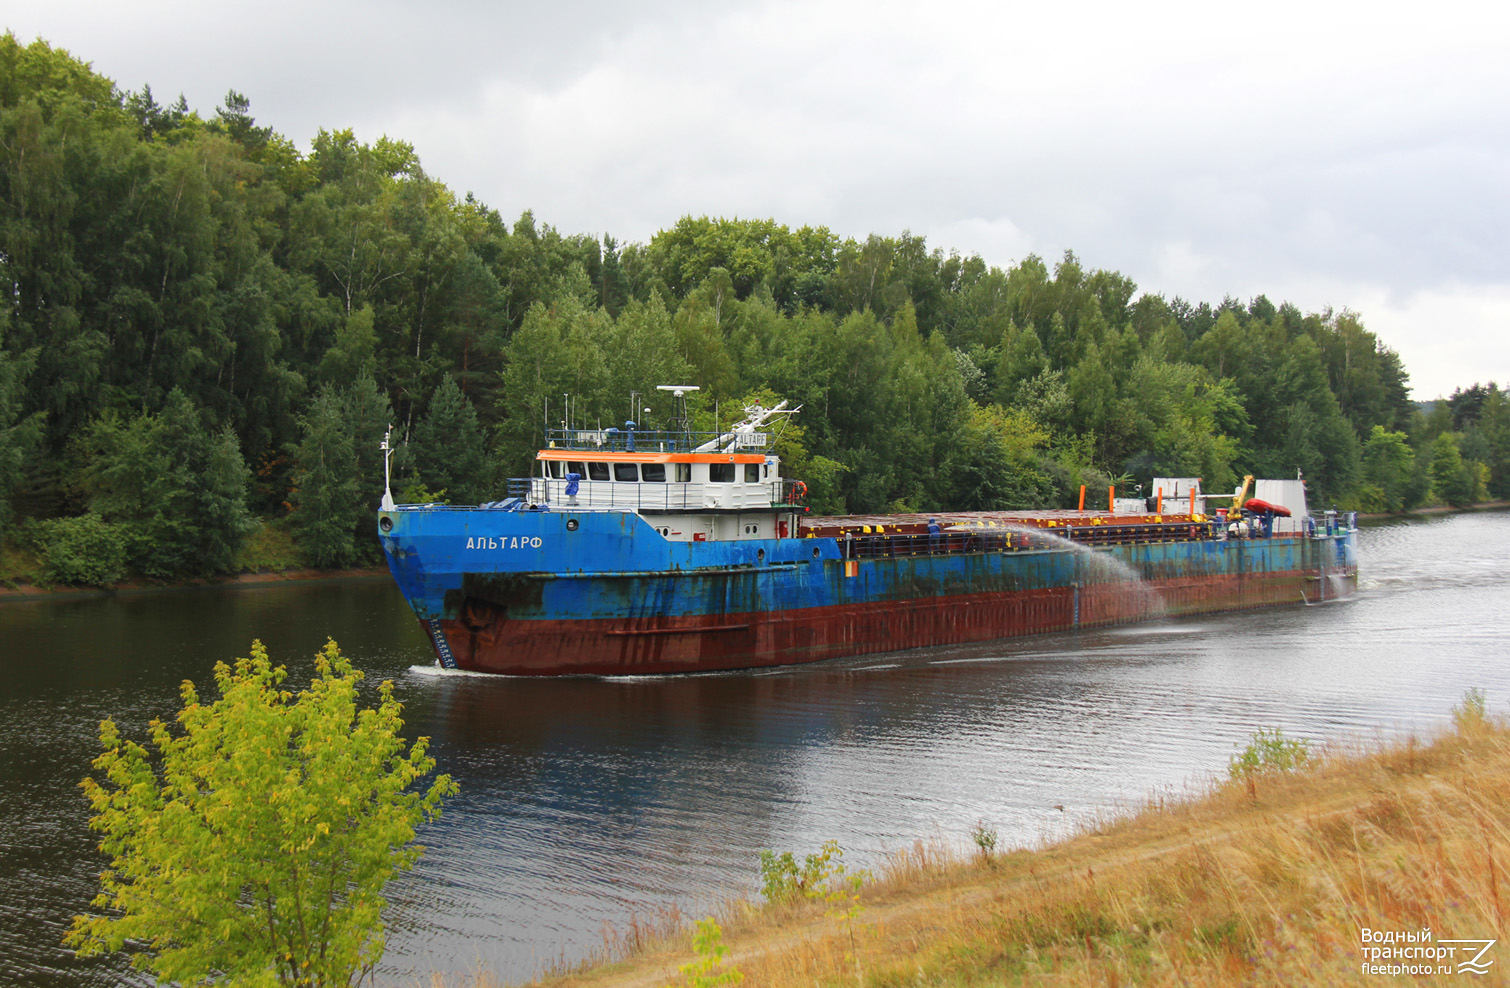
[464,703,1510,988]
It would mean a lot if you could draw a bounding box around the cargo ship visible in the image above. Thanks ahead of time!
[377,392,1357,676]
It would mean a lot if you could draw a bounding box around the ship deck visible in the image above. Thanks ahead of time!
[797,509,1227,555]
[798,509,1206,538]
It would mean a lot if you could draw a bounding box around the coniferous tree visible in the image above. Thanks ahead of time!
[291,388,359,568]
[410,376,489,505]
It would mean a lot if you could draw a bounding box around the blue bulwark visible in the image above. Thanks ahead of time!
[427,619,458,669]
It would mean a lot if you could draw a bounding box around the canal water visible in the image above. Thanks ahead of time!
[2,510,1507,987]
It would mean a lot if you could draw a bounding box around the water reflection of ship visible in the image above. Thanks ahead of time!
[411,639,1200,820]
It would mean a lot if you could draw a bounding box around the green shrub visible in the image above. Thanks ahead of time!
[667,917,743,988]
[395,477,447,505]
[970,819,999,859]
[759,839,848,904]
[32,514,128,586]
[1228,727,1312,780]
[67,640,456,986]
[232,516,303,572]
[1452,688,1489,733]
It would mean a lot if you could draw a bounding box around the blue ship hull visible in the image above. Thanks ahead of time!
[378,507,1358,675]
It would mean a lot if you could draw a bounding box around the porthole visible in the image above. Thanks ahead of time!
[379,516,393,532]
[812,546,821,558]
[566,518,580,532]
[757,548,766,561]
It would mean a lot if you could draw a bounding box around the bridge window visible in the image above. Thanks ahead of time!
[568,461,586,476]
[674,463,691,482]
[546,461,564,479]
[587,462,610,481]
[641,463,666,482]
[744,464,760,483]
[709,463,735,483]
[613,462,638,482]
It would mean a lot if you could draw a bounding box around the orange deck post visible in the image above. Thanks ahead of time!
[1108,485,1115,516]
[1078,485,1086,513]
[1157,486,1163,515]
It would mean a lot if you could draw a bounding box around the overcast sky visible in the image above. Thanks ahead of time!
[10,1,1509,398]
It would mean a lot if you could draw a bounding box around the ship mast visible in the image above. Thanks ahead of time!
[692,400,799,453]
[379,425,395,510]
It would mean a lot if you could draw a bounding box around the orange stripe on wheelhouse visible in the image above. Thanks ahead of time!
[536,450,767,464]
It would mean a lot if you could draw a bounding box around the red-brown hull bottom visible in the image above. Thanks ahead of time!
[430,568,1352,676]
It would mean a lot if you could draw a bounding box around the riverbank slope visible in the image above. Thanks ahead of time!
[497,711,1509,988]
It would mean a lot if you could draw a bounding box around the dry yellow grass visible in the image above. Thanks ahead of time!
[435,707,1510,988]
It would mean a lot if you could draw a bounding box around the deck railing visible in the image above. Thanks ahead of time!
[543,427,769,452]
[506,477,800,512]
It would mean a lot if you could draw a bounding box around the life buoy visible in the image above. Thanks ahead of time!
[787,481,808,503]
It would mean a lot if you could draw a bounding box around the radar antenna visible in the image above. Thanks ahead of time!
[656,385,700,435]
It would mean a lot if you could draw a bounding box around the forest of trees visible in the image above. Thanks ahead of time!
[3,34,1508,584]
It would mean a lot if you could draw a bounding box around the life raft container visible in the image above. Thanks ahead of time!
[1243,498,1291,517]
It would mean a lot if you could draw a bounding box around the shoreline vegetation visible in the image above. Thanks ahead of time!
[463,703,1510,988]
[0,513,388,600]
[5,34,1510,593]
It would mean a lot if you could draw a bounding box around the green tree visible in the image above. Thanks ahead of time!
[1473,386,1510,498]
[1429,432,1476,507]
[287,375,391,566]
[409,376,489,504]
[494,301,595,476]
[315,305,378,387]
[942,404,1054,509]
[291,388,360,567]
[994,326,1049,406]
[80,389,254,576]
[1359,426,1418,512]
[67,638,456,987]
[0,307,43,525]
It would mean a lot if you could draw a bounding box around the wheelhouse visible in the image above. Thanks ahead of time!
[507,399,810,528]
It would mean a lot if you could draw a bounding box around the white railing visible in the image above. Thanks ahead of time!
[516,478,792,512]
